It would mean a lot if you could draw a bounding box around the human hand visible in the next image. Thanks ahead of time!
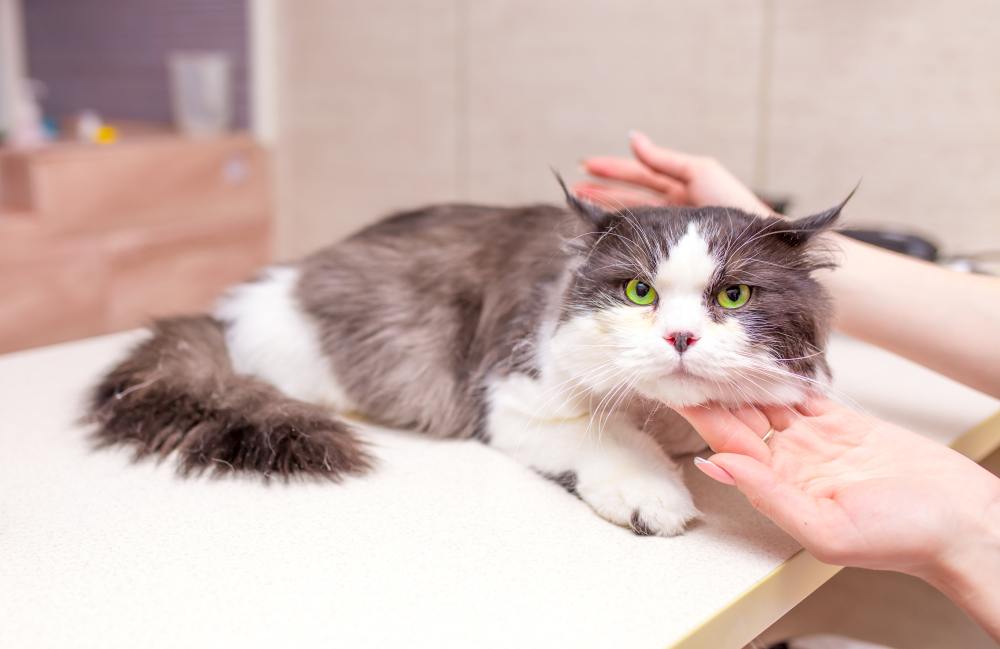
[676,397,1000,583]
[576,131,772,215]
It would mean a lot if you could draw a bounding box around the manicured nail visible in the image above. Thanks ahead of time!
[694,456,736,485]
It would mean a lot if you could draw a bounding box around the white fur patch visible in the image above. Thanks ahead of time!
[214,266,353,410]
[654,222,716,336]
[655,222,716,292]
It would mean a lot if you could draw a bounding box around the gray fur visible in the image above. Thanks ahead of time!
[298,204,583,441]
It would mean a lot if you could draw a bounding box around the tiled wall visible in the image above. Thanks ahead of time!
[764,0,1000,253]
[273,0,1000,258]
[23,0,250,128]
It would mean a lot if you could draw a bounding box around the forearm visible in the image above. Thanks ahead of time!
[921,489,1000,642]
[818,233,1000,398]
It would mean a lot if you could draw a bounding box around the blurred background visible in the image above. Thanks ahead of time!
[1,2,998,646]
[1,0,998,352]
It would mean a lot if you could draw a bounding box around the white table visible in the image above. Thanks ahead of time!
[1,332,997,649]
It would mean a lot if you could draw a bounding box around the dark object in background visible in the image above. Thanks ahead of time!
[758,192,792,215]
[759,194,996,274]
[838,228,939,262]
[755,191,939,262]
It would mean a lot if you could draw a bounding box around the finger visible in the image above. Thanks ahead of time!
[795,393,836,417]
[674,404,771,463]
[759,403,802,431]
[731,406,772,438]
[572,182,669,210]
[582,157,686,198]
[629,130,695,181]
[709,453,823,540]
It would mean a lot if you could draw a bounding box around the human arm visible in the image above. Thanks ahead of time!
[677,398,1000,641]
[817,234,1000,398]
[579,132,1000,398]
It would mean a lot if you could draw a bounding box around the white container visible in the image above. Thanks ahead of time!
[168,51,232,136]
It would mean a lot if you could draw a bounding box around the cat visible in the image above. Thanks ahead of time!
[88,177,845,536]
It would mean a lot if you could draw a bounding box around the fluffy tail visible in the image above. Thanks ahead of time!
[87,315,372,480]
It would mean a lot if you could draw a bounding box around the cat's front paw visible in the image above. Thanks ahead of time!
[576,468,699,537]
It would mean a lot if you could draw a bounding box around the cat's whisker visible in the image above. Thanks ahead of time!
[527,361,629,429]
[527,362,622,424]
[614,207,661,267]
[718,368,828,437]
[584,190,660,263]
[596,369,642,437]
[535,364,620,412]
[587,375,627,441]
[587,367,638,443]
[722,354,870,414]
[636,396,663,435]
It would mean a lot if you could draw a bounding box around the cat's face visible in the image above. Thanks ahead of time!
[554,195,844,407]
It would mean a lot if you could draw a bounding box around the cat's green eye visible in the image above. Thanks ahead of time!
[717,284,751,309]
[624,279,657,306]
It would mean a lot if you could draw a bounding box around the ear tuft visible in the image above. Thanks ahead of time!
[779,182,858,246]
[553,168,607,225]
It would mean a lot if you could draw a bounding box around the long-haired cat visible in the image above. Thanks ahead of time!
[88,178,845,536]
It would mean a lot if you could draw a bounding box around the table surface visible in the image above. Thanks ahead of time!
[1,331,997,649]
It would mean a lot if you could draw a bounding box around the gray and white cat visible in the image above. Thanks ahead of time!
[89,179,844,536]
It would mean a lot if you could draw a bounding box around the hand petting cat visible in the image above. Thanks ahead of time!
[577,131,772,215]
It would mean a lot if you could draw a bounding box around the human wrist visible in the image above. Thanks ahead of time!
[729,188,772,216]
[919,479,1000,612]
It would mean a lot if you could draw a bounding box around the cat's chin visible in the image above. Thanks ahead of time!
[636,372,812,409]
[634,375,715,408]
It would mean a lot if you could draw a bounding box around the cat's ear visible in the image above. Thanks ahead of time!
[553,170,608,225]
[777,185,857,246]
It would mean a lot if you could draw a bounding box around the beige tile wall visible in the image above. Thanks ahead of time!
[765,0,1000,253]
[273,0,460,258]
[463,1,764,203]
[273,0,1000,258]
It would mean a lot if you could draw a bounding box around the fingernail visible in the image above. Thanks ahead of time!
[694,457,736,486]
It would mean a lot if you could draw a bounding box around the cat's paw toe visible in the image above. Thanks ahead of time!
[579,471,699,537]
[629,511,656,536]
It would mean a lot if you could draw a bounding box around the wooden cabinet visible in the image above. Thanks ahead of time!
[0,134,272,353]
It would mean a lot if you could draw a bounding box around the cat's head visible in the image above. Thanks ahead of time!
[554,179,849,407]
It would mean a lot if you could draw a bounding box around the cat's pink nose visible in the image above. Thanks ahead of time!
[665,331,698,353]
